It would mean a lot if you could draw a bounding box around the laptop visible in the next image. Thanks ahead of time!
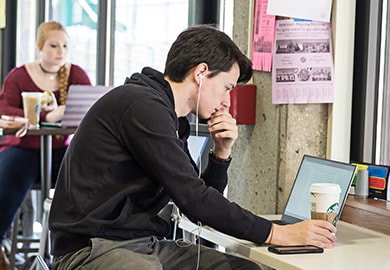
[43,85,112,128]
[273,155,357,226]
[187,123,213,170]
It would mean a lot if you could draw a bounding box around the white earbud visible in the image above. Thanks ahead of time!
[198,74,203,84]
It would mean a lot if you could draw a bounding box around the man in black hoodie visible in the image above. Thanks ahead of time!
[49,26,337,270]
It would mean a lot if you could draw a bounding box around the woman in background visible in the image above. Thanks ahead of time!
[0,21,91,269]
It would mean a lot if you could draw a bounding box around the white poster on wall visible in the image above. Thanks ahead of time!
[272,20,334,104]
[267,0,333,22]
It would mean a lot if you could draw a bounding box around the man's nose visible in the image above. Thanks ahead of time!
[221,92,231,108]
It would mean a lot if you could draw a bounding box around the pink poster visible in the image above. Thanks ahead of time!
[252,0,276,72]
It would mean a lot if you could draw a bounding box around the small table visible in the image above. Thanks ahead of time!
[2,126,76,212]
[179,215,390,269]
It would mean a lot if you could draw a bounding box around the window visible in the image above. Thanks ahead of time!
[376,0,390,164]
[351,0,390,165]
[50,0,99,85]
[113,0,189,86]
[16,1,37,67]
[14,0,234,87]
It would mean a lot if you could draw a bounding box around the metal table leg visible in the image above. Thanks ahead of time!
[39,135,52,221]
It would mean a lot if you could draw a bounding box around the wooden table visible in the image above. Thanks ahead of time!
[340,195,390,235]
[179,215,390,270]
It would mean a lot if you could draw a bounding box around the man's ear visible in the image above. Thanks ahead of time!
[195,64,208,83]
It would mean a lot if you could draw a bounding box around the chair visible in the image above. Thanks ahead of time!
[8,187,53,269]
[38,198,52,261]
[8,191,40,269]
[20,255,50,270]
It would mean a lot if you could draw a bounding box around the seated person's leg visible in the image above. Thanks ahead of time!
[156,239,261,270]
[21,192,34,239]
[52,237,163,270]
[52,237,261,270]
[0,147,40,245]
[8,147,66,240]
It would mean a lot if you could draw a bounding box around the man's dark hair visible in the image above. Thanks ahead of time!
[164,25,253,85]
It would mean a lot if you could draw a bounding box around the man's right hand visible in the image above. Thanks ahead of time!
[268,220,337,249]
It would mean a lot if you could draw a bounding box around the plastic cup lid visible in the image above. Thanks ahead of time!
[310,183,341,194]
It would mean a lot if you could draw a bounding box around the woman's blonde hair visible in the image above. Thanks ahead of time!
[37,21,69,105]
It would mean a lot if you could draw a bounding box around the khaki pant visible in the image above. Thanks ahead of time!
[52,236,261,270]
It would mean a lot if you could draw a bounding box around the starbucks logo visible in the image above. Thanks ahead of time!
[327,202,339,213]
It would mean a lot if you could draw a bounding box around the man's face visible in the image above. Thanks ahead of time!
[198,63,240,119]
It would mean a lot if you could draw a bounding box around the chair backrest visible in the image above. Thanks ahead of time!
[20,255,49,270]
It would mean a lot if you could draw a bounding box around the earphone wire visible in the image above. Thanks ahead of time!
[196,76,202,177]
[194,75,202,270]
[173,75,203,270]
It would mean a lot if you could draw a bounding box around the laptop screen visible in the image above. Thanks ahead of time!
[188,135,209,165]
[61,85,112,127]
[282,155,356,224]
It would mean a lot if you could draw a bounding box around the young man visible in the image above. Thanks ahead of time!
[49,26,336,270]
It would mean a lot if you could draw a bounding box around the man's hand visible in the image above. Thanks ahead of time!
[269,220,337,249]
[207,108,238,160]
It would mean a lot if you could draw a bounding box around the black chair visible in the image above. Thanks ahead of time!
[20,255,50,270]
[8,184,51,269]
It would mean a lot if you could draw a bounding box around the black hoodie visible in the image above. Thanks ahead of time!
[49,67,272,257]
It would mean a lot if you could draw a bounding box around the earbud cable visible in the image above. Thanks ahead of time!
[194,77,202,269]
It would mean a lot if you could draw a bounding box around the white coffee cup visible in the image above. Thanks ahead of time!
[310,183,341,224]
[21,92,43,129]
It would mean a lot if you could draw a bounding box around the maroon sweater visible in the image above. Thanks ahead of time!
[0,64,91,152]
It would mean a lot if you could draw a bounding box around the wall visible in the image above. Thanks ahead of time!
[227,0,354,215]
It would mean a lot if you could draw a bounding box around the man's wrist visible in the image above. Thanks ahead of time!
[266,223,274,244]
[210,150,232,163]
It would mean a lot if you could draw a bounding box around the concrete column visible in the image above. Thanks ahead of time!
[228,0,328,215]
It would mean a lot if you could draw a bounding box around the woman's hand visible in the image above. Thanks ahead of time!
[268,220,337,249]
[0,119,26,129]
[45,105,66,123]
[41,91,58,112]
[207,108,238,160]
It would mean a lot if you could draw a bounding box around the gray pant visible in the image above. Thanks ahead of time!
[52,236,261,270]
